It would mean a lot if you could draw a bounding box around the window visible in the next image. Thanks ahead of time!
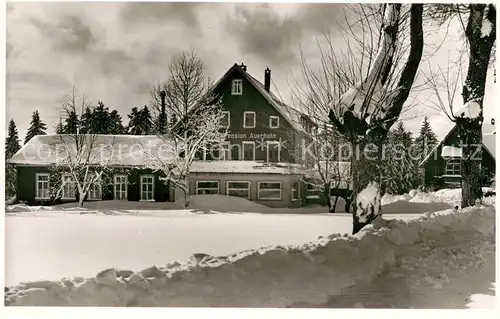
[220,111,230,128]
[306,184,320,199]
[140,175,155,201]
[61,174,76,200]
[242,141,255,161]
[88,179,102,200]
[269,116,279,129]
[231,79,243,95]
[35,173,50,199]
[445,158,461,176]
[258,181,282,200]
[226,181,251,199]
[230,144,241,161]
[292,181,300,201]
[266,141,281,163]
[243,111,256,128]
[196,181,220,195]
[114,175,128,200]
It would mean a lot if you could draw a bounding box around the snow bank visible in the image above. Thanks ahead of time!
[6,203,55,212]
[5,204,495,307]
[410,188,493,207]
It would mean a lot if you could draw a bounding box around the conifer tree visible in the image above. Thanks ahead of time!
[55,118,65,134]
[415,116,438,160]
[127,105,153,135]
[5,119,21,198]
[24,110,47,144]
[6,119,21,158]
[63,110,79,134]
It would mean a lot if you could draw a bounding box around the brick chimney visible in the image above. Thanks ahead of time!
[239,63,247,72]
[264,67,271,92]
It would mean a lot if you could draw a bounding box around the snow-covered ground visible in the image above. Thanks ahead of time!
[5,210,421,286]
[4,190,495,308]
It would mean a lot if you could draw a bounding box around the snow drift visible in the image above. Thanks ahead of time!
[5,205,495,307]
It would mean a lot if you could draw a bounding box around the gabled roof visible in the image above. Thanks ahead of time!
[8,134,176,167]
[420,122,496,166]
[211,63,309,134]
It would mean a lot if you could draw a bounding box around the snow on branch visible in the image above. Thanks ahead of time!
[331,4,401,126]
[53,87,117,206]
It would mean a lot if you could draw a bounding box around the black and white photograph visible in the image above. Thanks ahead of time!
[2,0,497,313]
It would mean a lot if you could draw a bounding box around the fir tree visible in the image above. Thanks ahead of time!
[63,110,79,134]
[415,116,438,160]
[140,106,153,134]
[5,119,21,198]
[382,122,421,194]
[127,107,141,135]
[55,118,65,134]
[24,110,47,144]
[6,119,21,159]
[109,110,125,134]
[127,105,153,135]
[78,102,124,134]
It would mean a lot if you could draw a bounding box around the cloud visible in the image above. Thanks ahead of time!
[225,4,300,66]
[30,15,97,54]
[225,3,347,66]
[7,71,70,88]
[119,2,207,33]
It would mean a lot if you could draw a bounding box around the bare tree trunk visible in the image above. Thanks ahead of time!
[459,4,496,208]
[331,195,340,213]
[323,182,332,212]
[78,193,85,207]
[350,137,385,234]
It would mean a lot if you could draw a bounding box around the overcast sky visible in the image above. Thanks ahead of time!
[6,2,496,143]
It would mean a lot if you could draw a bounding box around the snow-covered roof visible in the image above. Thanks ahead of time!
[8,134,176,166]
[211,63,310,134]
[441,146,462,158]
[190,160,307,175]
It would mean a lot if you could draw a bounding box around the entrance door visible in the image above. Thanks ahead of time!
[140,175,155,201]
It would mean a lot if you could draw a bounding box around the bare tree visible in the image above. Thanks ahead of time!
[289,122,351,212]
[292,3,424,234]
[149,51,214,130]
[425,3,496,207]
[143,51,227,207]
[53,87,115,207]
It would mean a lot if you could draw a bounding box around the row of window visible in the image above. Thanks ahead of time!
[220,111,279,129]
[35,173,156,201]
[196,141,281,162]
[195,180,300,201]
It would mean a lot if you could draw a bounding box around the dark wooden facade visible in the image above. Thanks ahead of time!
[205,64,313,164]
[421,125,496,189]
[16,166,173,206]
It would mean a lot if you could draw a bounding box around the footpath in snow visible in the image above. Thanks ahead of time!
[5,200,495,308]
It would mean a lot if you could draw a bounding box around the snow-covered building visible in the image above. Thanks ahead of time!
[8,135,176,205]
[186,63,339,208]
[420,121,496,189]
[8,63,350,208]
